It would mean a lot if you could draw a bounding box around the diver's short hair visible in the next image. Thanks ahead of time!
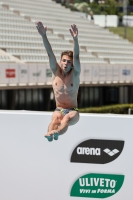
[61,50,73,59]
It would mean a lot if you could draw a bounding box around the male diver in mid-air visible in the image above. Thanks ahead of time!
[36,22,80,141]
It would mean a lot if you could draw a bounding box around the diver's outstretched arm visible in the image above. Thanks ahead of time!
[36,21,57,74]
[69,24,80,75]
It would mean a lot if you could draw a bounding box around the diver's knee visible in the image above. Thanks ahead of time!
[60,126,68,135]
[52,116,61,124]
[68,114,79,126]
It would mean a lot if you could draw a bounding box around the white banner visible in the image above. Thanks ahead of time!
[37,64,46,84]
[0,64,9,84]
[28,64,38,84]
[92,65,99,83]
[0,111,132,200]
[120,65,126,83]
[120,65,132,83]
[99,64,106,83]
[112,65,120,83]
[83,64,92,83]
[125,65,132,83]
[132,66,133,83]
[0,63,132,86]
[45,63,52,84]
[7,63,18,84]
[106,65,113,83]
[19,64,28,84]
[80,64,84,84]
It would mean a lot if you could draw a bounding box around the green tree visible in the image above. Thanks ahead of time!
[74,0,87,3]
[103,0,118,15]
[129,0,133,5]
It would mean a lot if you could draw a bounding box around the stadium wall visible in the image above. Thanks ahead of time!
[0,63,133,88]
[123,16,133,27]
[88,15,118,27]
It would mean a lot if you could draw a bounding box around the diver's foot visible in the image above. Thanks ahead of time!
[44,134,53,142]
[49,130,60,140]
[53,133,59,140]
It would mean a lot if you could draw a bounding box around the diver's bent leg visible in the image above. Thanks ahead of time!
[45,112,62,141]
[58,120,69,134]
[53,110,79,134]
[50,111,79,140]
[50,117,69,140]
[45,120,59,142]
[47,119,59,133]
[45,112,62,135]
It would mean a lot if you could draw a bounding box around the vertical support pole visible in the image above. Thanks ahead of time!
[123,0,127,38]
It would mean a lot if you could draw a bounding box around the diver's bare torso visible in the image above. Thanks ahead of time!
[52,64,79,108]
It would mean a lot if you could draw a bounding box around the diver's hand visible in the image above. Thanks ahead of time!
[36,21,47,36]
[69,24,78,39]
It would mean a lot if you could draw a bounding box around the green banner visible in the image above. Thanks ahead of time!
[70,173,124,198]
